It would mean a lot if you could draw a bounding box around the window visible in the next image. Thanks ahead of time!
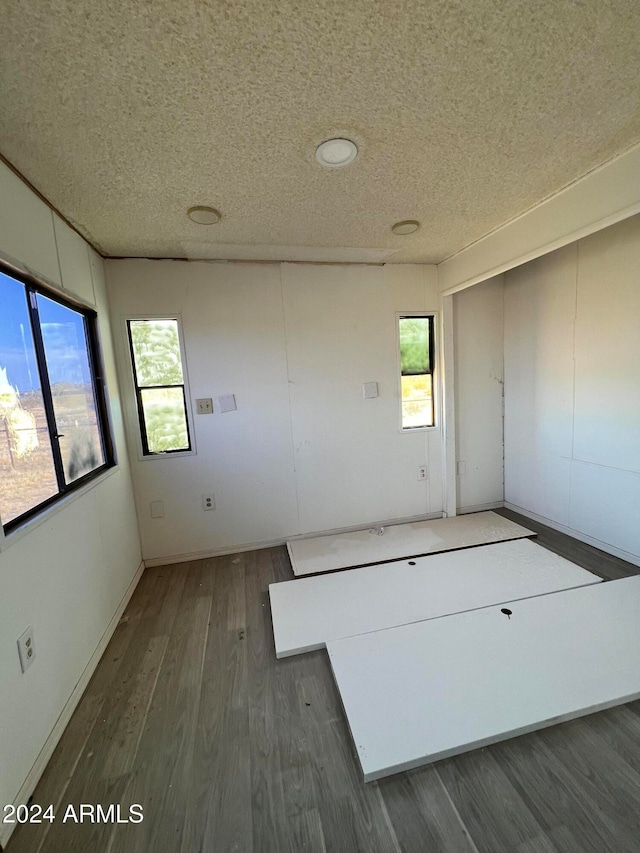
[126,318,192,455]
[0,264,114,533]
[399,314,435,429]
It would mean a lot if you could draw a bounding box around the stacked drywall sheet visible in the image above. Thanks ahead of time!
[270,539,601,657]
[327,576,640,781]
[287,511,535,576]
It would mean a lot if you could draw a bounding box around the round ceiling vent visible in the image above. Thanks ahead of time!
[391,220,420,235]
[315,138,358,168]
[187,206,222,225]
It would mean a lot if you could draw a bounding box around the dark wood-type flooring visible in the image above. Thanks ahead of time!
[7,509,640,853]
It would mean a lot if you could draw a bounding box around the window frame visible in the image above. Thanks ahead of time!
[397,311,438,432]
[124,315,196,460]
[0,260,115,535]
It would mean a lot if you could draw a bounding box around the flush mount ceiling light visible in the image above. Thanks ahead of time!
[315,138,358,168]
[391,219,420,235]
[187,206,222,225]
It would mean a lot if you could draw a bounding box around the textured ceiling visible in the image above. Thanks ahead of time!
[1,0,640,262]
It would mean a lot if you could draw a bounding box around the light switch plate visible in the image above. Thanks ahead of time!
[363,382,378,399]
[216,394,237,413]
[196,398,213,414]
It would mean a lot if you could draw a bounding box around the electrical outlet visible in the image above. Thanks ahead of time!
[150,500,165,518]
[202,494,215,511]
[17,626,36,673]
[418,465,428,481]
[457,461,467,475]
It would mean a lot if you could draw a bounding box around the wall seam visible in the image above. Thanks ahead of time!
[568,240,579,530]
[51,210,64,287]
[502,273,506,503]
[279,263,301,534]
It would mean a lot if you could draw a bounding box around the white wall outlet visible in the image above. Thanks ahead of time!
[418,465,428,480]
[215,394,237,413]
[196,398,213,414]
[362,381,378,399]
[457,461,467,475]
[203,494,215,511]
[150,500,165,518]
[17,626,36,673]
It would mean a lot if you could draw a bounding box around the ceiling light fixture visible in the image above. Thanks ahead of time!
[315,138,358,168]
[391,220,420,235]
[187,206,222,225]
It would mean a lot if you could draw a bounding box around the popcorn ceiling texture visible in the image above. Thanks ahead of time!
[1,0,639,261]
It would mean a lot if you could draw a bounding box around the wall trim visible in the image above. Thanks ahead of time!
[438,141,640,294]
[144,538,288,567]
[144,512,444,568]
[504,503,640,569]
[0,560,145,850]
[0,151,106,258]
[457,501,504,515]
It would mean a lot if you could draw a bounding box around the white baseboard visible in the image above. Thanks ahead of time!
[457,501,504,515]
[143,512,444,569]
[504,503,640,569]
[0,560,145,850]
[143,537,287,568]
[287,511,443,543]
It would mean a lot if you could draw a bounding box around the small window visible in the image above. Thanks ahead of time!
[399,314,435,429]
[127,318,192,455]
[0,265,114,533]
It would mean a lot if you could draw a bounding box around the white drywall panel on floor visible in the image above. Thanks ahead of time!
[327,576,640,782]
[569,461,640,558]
[281,263,440,534]
[0,161,61,285]
[453,275,504,510]
[572,216,640,474]
[270,539,599,658]
[287,511,534,576]
[504,245,576,527]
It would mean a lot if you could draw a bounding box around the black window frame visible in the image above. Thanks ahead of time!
[399,313,436,430]
[1,260,115,535]
[126,318,192,457]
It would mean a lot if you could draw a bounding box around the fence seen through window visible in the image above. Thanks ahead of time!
[0,266,113,532]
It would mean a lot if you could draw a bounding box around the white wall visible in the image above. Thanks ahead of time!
[453,275,504,512]
[504,215,640,564]
[0,161,142,844]
[106,260,442,563]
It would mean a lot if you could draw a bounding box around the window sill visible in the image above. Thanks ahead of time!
[0,464,123,552]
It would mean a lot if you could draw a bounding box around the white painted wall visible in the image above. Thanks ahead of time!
[0,161,142,845]
[453,275,504,512]
[504,215,640,564]
[106,260,442,563]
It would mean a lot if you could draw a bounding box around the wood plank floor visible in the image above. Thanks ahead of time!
[6,510,640,853]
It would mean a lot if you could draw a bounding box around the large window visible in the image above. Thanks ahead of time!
[399,314,435,429]
[126,318,192,455]
[0,265,114,533]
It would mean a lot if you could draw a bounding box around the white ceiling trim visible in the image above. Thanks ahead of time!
[180,242,398,264]
[438,141,640,294]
